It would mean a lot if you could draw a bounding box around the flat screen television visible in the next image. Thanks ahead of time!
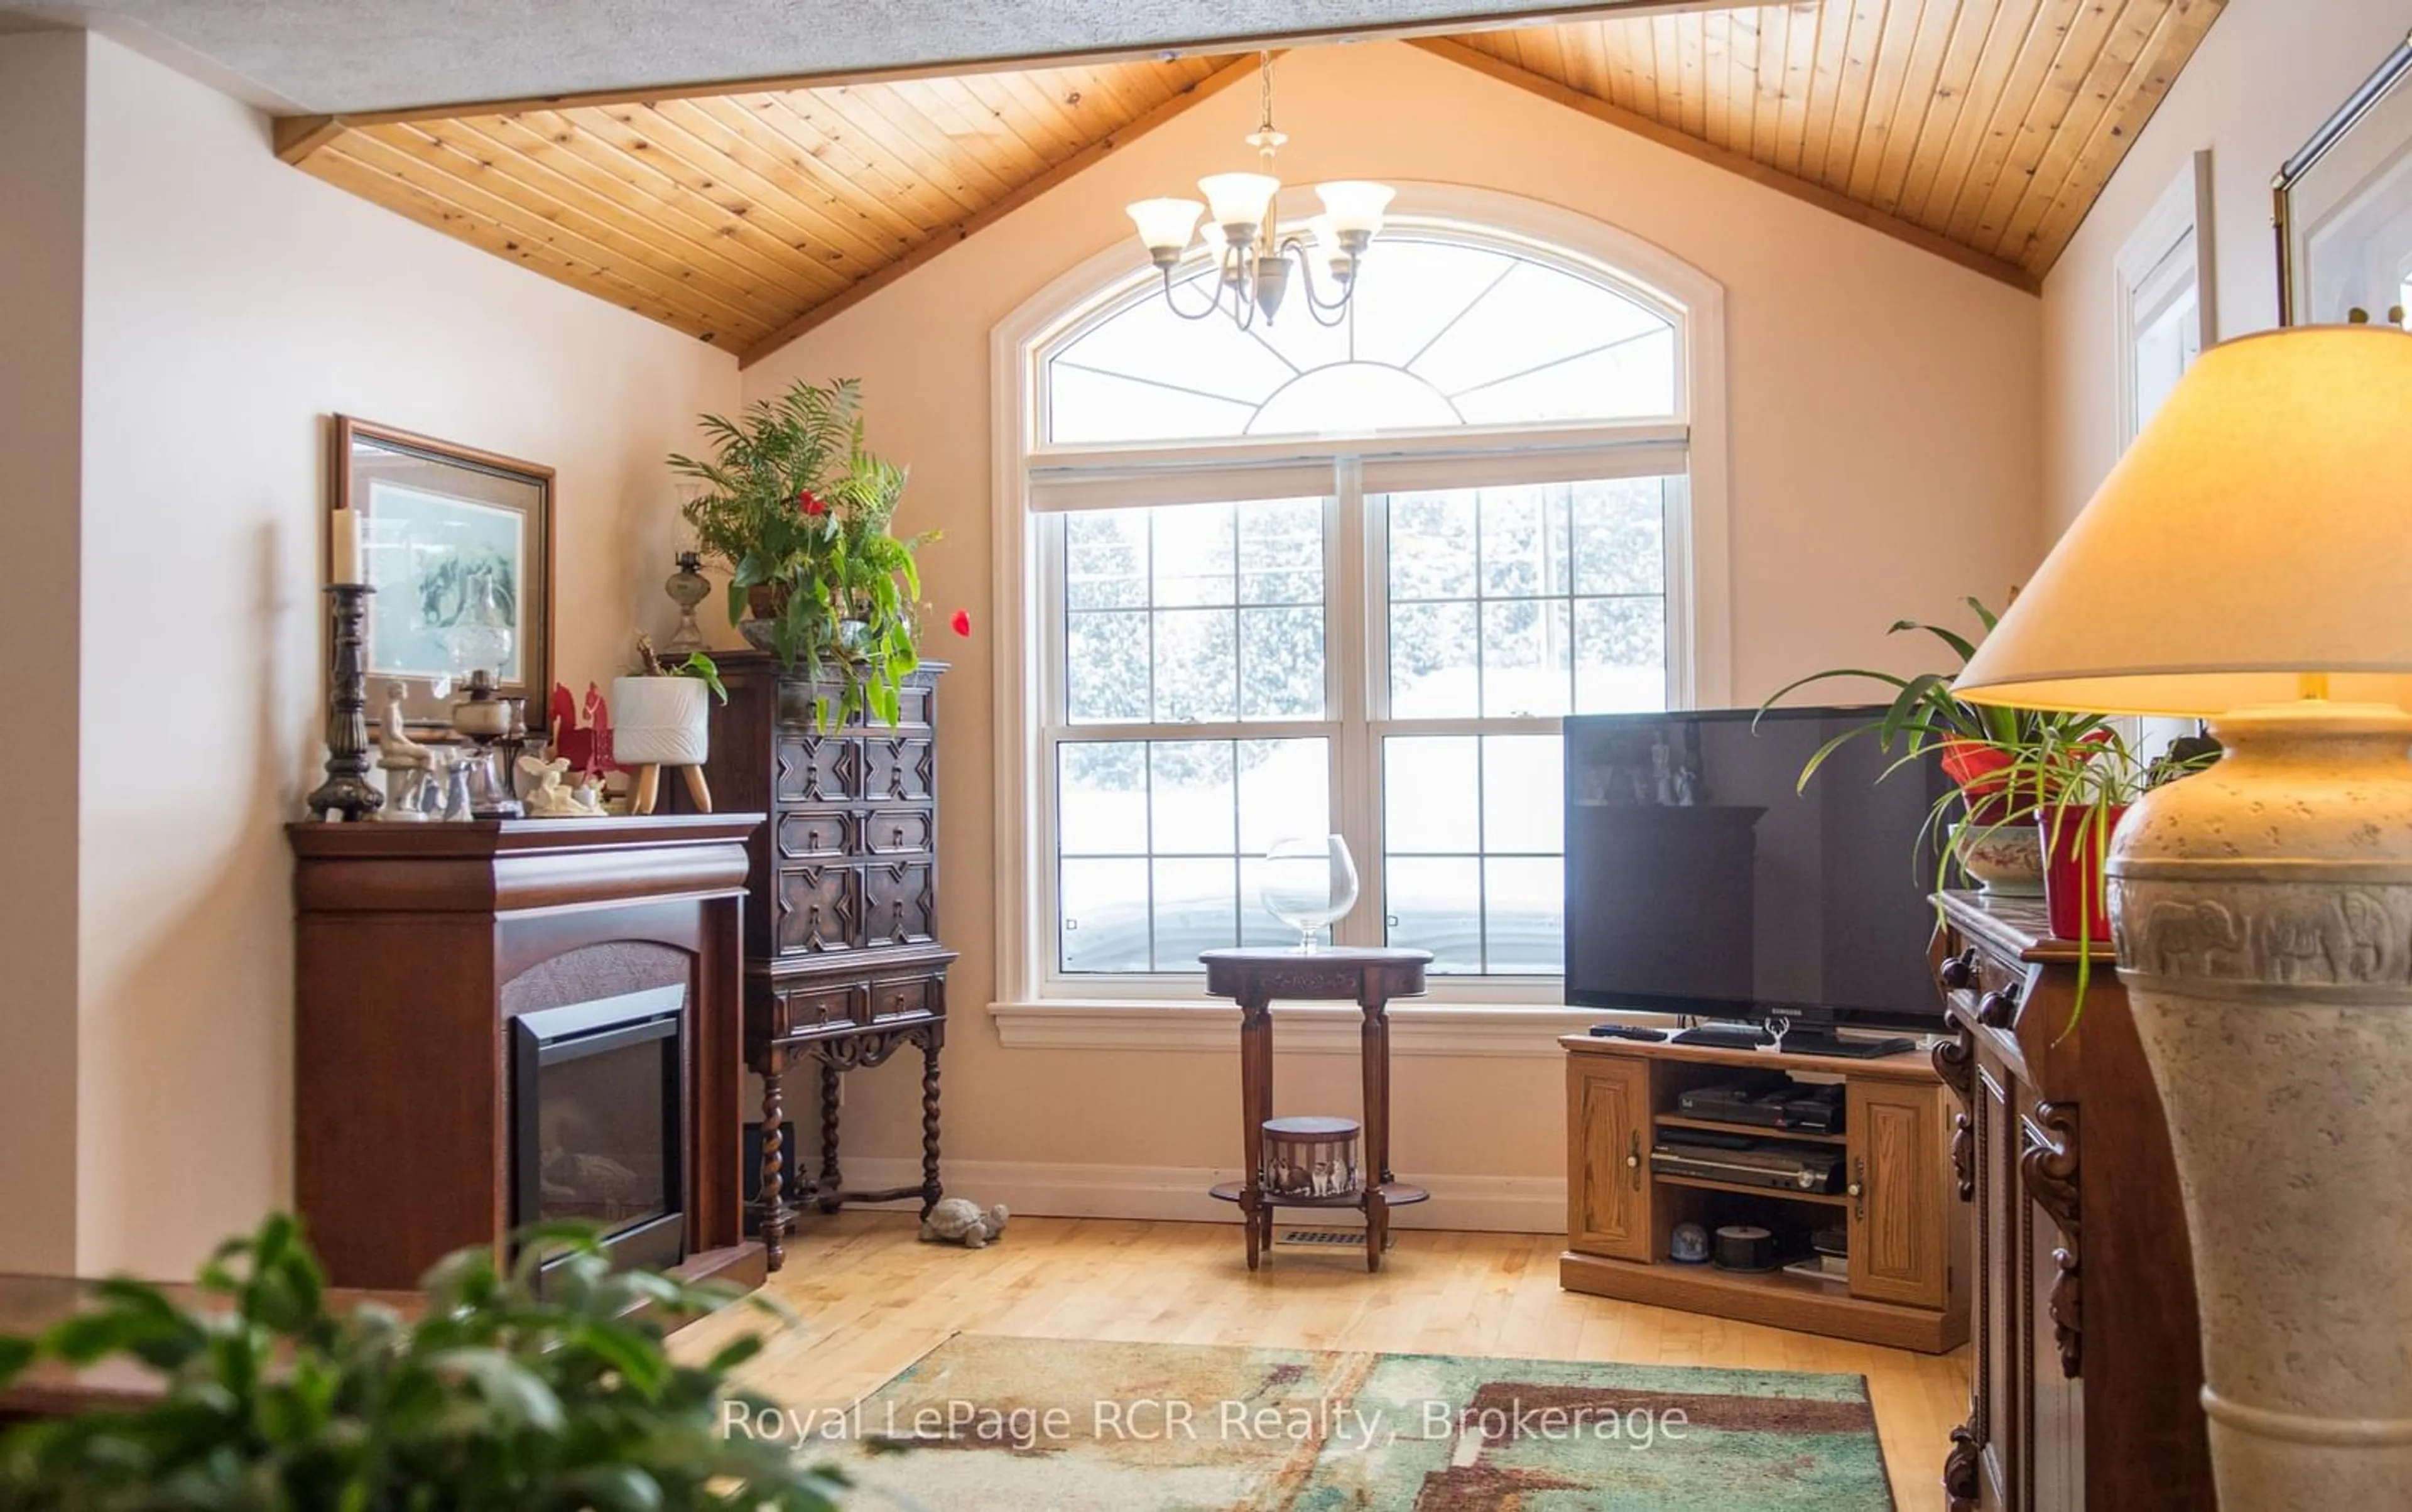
[1563,705,1953,1032]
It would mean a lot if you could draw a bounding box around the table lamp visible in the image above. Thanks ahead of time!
[1953,325,2412,1507]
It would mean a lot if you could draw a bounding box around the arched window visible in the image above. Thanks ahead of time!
[992,190,1728,1005]
[1045,236,1679,443]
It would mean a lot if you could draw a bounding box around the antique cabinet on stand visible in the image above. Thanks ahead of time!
[676,653,953,1268]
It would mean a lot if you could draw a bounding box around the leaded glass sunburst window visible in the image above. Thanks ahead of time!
[1045,236,1678,445]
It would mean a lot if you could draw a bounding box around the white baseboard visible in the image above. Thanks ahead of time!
[825,1158,1566,1235]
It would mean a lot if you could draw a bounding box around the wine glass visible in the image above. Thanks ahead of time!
[1259,835,1361,954]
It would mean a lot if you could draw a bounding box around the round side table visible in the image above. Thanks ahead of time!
[1198,947,1433,1272]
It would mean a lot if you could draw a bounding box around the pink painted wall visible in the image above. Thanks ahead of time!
[739,39,2043,1216]
[36,34,742,1276]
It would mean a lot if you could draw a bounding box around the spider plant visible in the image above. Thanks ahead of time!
[1757,597,2117,851]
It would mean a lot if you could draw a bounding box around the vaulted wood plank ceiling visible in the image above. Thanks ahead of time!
[276,0,2225,366]
[1441,0,2223,281]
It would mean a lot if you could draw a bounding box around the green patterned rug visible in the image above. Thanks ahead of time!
[778,1334,1893,1510]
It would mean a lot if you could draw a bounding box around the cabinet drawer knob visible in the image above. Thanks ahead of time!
[1626,1130,1643,1190]
[1938,947,1979,991]
[1977,986,2021,1028]
[1849,1156,1867,1220]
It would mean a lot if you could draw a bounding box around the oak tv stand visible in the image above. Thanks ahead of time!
[1561,1032,1968,1354]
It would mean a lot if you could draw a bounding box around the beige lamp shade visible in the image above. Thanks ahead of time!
[1955,325,2412,717]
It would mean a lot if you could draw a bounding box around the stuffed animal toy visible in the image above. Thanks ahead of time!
[918,1197,1009,1249]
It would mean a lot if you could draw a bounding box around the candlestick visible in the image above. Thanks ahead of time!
[305,584,384,821]
[329,507,362,585]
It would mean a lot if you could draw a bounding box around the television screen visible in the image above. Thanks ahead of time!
[1563,705,1953,1030]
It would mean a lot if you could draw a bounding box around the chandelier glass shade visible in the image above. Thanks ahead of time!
[1124,55,1393,329]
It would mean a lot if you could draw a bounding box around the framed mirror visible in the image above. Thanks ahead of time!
[2276,36,2412,328]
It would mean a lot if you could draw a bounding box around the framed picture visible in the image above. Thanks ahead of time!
[2276,36,2412,327]
[331,416,554,734]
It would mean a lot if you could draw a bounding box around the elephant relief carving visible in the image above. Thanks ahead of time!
[2136,898,2246,977]
[2255,891,2394,985]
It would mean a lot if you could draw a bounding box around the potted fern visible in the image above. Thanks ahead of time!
[670,378,936,729]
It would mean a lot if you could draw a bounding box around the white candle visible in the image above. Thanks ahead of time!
[329,507,362,585]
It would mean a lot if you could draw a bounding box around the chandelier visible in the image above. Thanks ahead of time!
[1124,53,1394,330]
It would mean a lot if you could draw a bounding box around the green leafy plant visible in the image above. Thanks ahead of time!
[0,1214,847,1512]
[1760,597,2217,1022]
[670,379,936,729]
[635,634,729,704]
[1759,598,2118,822]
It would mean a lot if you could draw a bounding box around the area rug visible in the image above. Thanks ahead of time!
[773,1334,1893,1510]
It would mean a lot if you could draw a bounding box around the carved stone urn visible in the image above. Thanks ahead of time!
[2110,704,2412,1507]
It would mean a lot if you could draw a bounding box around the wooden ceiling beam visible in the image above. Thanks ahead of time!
[271,1,1777,161]
[1411,35,2042,294]
[737,53,1261,367]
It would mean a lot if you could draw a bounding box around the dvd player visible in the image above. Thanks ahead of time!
[1676,1076,1845,1134]
[1651,1138,1844,1195]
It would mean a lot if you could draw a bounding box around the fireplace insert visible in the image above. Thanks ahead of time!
[511,984,687,1278]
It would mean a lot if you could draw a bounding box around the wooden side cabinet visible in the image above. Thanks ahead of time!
[1561,1035,1967,1354]
[1931,892,2211,1512]
[1567,1054,1653,1261]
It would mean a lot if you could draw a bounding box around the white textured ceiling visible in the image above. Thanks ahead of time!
[9,0,1594,112]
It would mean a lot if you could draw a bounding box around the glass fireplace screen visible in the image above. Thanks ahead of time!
[511,985,685,1273]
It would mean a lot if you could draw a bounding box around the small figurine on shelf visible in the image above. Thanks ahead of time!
[550,682,616,785]
[372,682,434,821]
[516,754,608,818]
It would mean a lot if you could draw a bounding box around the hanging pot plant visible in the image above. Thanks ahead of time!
[670,378,939,730]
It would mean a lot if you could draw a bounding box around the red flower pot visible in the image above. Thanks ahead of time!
[2038,803,2127,943]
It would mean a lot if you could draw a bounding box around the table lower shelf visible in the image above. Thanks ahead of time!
[1208,1180,1431,1210]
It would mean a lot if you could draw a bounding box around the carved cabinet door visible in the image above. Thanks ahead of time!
[1566,1055,1653,1262]
[1847,1080,1950,1309]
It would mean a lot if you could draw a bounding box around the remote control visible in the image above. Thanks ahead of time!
[1587,1023,1670,1041]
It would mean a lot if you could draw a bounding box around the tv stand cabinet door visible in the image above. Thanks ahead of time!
[1847,1080,1949,1309]
[1567,1053,1653,1261]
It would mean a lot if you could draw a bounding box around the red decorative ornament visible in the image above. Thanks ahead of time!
[796,489,827,516]
[950,609,972,638]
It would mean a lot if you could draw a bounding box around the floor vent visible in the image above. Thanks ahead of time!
[1274,1227,1397,1251]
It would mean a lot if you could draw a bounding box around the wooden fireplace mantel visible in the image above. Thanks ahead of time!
[288,814,766,1293]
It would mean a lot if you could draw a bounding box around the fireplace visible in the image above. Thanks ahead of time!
[511,984,687,1276]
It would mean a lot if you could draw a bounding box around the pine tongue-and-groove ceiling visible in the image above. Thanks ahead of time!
[274,0,2225,366]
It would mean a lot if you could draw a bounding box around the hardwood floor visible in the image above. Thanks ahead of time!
[675,1213,1970,1509]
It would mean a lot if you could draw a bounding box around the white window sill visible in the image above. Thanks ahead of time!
[986,998,1646,1057]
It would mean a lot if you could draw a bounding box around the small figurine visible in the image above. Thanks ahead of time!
[918,1198,1009,1250]
[516,754,606,817]
[436,750,474,822]
[374,682,435,820]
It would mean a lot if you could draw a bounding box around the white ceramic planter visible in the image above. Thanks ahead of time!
[611,675,710,766]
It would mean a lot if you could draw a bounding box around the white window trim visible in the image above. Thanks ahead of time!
[988,183,1730,1045]
[2115,150,2217,449]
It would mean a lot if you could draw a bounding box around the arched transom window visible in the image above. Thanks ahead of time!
[1045,236,1679,444]
[997,199,1727,1006]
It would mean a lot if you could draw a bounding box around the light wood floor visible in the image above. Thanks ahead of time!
[675,1213,1969,1509]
